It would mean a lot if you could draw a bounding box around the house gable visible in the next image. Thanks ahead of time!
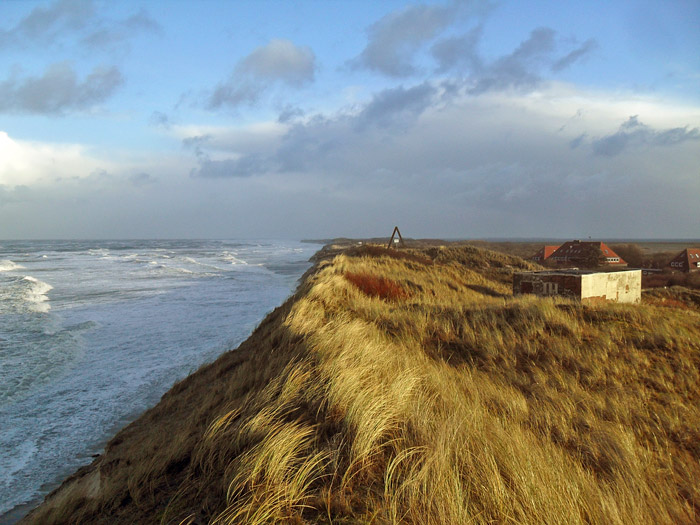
[549,240,626,266]
[531,245,560,262]
[669,248,700,272]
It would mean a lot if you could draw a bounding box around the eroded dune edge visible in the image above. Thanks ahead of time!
[24,244,700,524]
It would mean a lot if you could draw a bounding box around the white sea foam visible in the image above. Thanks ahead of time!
[22,276,53,313]
[171,267,194,274]
[220,252,247,265]
[7,439,38,478]
[0,259,24,272]
[151,263,195,275]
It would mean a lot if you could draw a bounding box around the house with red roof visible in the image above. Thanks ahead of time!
[531,245,560,262]
[548,240,627,267]
[668,248,700,272]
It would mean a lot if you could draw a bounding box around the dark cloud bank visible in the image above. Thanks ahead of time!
[592,116,700,156]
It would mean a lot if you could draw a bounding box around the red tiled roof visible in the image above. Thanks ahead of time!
[531,245,560,261]
[549,240,627,265]
[543,245,559,259]
[598,242,627,264]
[669,248,700,271]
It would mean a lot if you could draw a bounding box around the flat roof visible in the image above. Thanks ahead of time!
[516,269,641,277]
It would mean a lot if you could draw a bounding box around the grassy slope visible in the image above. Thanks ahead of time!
[25,245,700,524]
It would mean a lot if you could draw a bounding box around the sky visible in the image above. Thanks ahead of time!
[0,0,699,240]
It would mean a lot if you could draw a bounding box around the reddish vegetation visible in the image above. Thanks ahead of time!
[644,297,694,310]
[345,271,408,301]
[643,272,700,290]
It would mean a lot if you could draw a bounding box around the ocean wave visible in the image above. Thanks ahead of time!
[22,276,53,313]
[177,256,227,272]
[152,263,195,275]
[220,252,248,265]
[63,320,99,333]
[3,435,38,479]
[0,259,25,272]
[0,316,90,409]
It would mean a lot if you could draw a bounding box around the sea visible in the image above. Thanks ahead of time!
[0,239,321,523]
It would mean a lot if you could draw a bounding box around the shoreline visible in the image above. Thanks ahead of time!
[17,241,700,523]
[3,240,321,524]
[15,242,336,523]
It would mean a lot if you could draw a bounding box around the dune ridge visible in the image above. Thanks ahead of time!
[24,244,700,524]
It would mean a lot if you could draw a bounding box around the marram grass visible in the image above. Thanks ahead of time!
[25,245,700,524]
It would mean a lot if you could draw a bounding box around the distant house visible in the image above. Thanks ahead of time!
[531,245,560,262]
[548,240,627,267]
[513,269,641,304]
[668,248,700,272]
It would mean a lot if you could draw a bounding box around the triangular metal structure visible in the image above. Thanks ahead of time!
[387,226,405,249]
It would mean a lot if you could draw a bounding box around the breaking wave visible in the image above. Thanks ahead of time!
[0,260,24,272]
[22,277,53,313]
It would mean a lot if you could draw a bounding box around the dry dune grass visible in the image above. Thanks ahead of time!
[25,244,700,524]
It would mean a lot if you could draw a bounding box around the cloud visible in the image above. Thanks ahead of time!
[350,3,455,77]
[0,131,105,186]
[181,134,212,162]
[436,28,599,94]
[208,39,315,110]
[277,105,305,123]
[466,27,556,93]
[81,10,161,50]
[238,39,315,86]
[129,172,158,187]
[592,115,700,156]
[190,82,440,177]
[208,82,260,110]
[0,0,159,51]
[0,0,94,47]
[3,86,699,239]
[551,39,597,72]
[351,1,590,87]
[0,62,124,115]
[122,9,161,34]
[0,184,29,206]
[150,111,172,128]
[354,83,436,130]
[179,85,700,237]
[81,9,161,51]
[191,155,271,178]
[184,130,275,178]
[431,25,483,73]
[569,134,586,149]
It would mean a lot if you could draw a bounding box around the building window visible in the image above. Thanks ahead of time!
[543,282,558,295]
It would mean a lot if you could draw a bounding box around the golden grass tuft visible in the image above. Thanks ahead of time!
[24,244,700,524]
